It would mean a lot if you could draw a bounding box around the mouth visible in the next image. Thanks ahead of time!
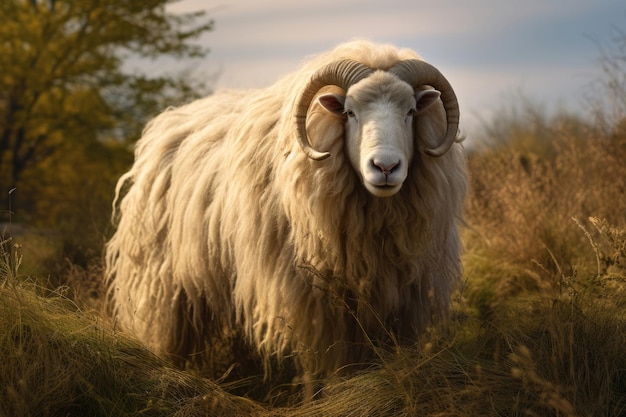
[366,182,401,197]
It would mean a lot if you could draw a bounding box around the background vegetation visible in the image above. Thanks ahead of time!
[2,1,626,415]
[0,0,212,276]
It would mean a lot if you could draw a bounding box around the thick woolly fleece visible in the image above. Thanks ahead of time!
[105,40,467,379]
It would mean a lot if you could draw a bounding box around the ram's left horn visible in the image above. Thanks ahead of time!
[390,60,459,157]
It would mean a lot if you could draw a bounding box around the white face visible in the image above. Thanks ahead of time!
[319,75,440,197]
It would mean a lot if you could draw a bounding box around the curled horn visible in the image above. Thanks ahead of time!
[295,60,374,160]
[389,60,459,157]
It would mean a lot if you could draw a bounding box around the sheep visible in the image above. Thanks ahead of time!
[105,40,467,387]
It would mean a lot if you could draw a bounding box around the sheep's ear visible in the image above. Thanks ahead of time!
[414,90,441,114]
[318,94,346,116]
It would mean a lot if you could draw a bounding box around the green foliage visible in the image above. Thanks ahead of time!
[0,0,213,270]
[0,0,212,182]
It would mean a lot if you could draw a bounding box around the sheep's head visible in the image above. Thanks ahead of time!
[294,58,459,197]
[318,72,440,197]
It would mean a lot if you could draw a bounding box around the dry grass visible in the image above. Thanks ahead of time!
[4,142,626,416]
[0,241,264,417]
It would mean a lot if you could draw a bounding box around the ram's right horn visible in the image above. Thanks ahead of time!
[294,60,374,161]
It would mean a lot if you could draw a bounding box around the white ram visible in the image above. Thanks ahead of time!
[105,40,467,383]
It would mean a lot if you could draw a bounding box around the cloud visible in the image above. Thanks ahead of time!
[165,0,625,136]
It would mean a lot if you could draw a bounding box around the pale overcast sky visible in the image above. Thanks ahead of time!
[164,0,625,137]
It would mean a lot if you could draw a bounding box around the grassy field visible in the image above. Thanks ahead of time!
[2,103,626,416]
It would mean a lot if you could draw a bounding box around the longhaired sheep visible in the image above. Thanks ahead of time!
[105,40,467,386]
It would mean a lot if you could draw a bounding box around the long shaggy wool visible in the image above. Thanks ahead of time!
[105,40,467,379]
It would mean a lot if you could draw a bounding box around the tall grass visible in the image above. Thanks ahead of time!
[3,109,626,415]
[0,242,263,417]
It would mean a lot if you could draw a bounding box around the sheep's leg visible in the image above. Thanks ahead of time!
[302,371,314,403]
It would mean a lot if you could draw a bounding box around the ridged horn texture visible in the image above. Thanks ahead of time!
[295,59,374,160]
[389,60,459,157]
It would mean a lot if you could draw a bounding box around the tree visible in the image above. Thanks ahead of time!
[0,0,213,224]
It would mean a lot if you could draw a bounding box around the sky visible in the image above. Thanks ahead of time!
[165,0,626,138]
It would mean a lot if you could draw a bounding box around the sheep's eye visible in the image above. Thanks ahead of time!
[407,108,417,116]
[345,110,356,118]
